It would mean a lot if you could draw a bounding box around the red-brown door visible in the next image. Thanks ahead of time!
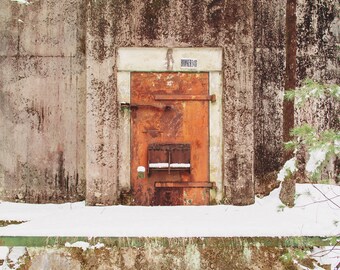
[130,72,210,205]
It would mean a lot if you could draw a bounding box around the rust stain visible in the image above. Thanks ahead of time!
[131,72,210,206]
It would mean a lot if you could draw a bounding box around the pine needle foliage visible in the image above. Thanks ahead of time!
[281,79,340,182]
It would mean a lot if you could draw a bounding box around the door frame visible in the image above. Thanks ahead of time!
[117,47,223,204]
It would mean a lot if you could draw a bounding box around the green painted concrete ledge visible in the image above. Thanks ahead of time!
[0,236,338,248]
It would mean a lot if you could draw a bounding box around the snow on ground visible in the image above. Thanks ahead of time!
[0,247,9,260]
[0,184,339,237]
[0,247,27,270]
[64,241,105,251]
[308,246,340,269]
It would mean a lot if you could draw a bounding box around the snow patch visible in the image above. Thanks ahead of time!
[0,247,27,270]
[149,163,191,168]
[93,243,105,249]
[292,260,308,270]
[170,163,190,168]
[277,157,297,181]
[11,0,30,5]
[0,261,10,270]
[149,163,169,168]
[137,166,145,172]
[293,260,325,270]
[8,247,26,264]
[0,247,9,260]
[306,148,327,174]
[65,241,90,251]
[65,241,105,251]
[308,246,340,269]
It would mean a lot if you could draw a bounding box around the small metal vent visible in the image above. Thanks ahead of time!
[148,144,191,175]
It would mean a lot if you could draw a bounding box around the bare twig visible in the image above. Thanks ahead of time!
[311,183,340,208]
[296,194,340,208]
[310,245,340,258]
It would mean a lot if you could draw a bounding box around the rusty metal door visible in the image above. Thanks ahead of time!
[130,72,212,206]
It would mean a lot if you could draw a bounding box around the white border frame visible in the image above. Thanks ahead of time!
[117,47,223,203]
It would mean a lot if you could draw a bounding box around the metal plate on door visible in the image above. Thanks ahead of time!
[130,72,210,206]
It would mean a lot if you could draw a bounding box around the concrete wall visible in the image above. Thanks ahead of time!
[0,0,87,202]
[86,0,255,205]
[296,0,339,130]
[295,0,339,182]
[253,0,286,195]
[0,0,338,204]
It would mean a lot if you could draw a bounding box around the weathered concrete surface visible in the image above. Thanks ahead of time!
[86,0,255,205]
[253,0,286,196]
[0,237,334,270]
[1,0,338,205]
[296,0,339,130]
[295,0,339,183]
[0,0,86,202]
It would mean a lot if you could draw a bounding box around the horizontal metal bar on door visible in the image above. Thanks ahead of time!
[120,103,172,110]
[154,94,216,102]
[155,182,215,188]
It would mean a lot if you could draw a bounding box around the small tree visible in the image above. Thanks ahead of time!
[278,79,340,207]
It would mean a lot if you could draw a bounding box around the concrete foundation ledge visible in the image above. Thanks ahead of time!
[0,237,338,269]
